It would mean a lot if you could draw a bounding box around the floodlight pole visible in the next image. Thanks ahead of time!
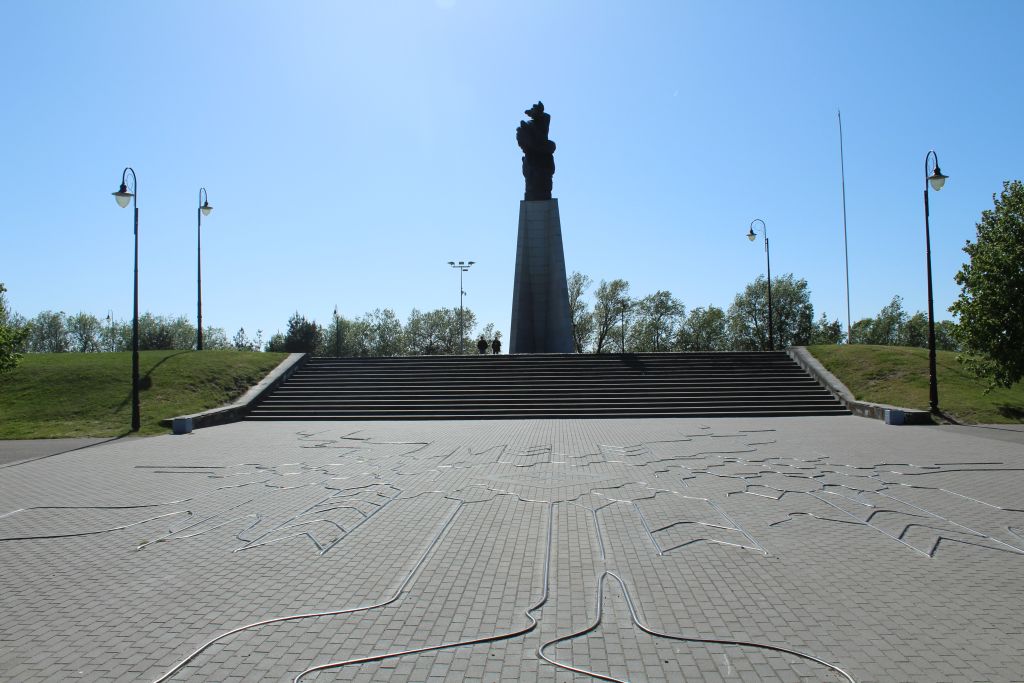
[838,109,852,344]
[113,167,141,432]
[448,260,475,354]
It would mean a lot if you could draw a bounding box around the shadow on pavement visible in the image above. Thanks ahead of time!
[0,436,127,468]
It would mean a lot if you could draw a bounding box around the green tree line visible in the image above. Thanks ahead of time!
[0,280,957,361]
[568,272,959,354]
[0,308,243,354]
[0,298,498,359]
[265,307,499,356]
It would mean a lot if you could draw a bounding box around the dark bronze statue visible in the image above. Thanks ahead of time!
[516,101,556,200]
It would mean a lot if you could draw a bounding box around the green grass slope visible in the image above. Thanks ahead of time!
[807,344,1024,424]
[0,351,288,438]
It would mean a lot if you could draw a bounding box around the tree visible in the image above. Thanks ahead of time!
[284,312,322,353]
[901,312,929,349]
[316,306,484,357]
[950,180,1024,387]
[418,307,475,355]
[857,295,907,346]
[847,296,956,350]
[99,317,125,352]
[567,272,595,353]
[266,332,286,353]
[592,279,630,353]
[934,320,959,352]
[27,310,69,352]
[727,274,813,350]
[629,291,684,352]
[233,327,263,352]
[340,317,372,356]
[107,319,133,352]
[810,313,844,345]
[202,326,230,350]
[403,308,430,355]
[849,318,873,345]
[477,322,499,354]
[403,307,468,356]
[360,308,405,357]
[676,305,728,351]
[137,313,195,350]
[0,283,29,373]
[65,312,103,352]
[0,284,12,328]
[324,313,353,356]
[453,307,478,355]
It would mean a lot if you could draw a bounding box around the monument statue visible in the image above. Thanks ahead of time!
[510,101,574,354]
[516,101,556,201]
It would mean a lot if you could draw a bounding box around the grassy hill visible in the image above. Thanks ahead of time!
[0,351,288,438]
[807,344,1024,424]
[5,347,1020,438]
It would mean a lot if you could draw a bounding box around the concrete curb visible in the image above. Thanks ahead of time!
[160,353,308,432]
[788,347,933,425]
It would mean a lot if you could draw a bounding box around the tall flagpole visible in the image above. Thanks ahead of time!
[838,109,852,344]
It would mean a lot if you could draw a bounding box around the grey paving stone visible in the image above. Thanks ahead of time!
[1,417,1023,682]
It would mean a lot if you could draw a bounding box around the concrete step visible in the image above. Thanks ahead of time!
[247,407,851,420]
[271,379,826,391]
[247,351,850,421]
[261,389,836,400]
[255,398,842,410]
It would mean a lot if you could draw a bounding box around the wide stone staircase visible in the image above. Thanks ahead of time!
[245,352,850,420]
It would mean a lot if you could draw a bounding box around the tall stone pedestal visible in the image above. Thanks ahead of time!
[510,199,574,354]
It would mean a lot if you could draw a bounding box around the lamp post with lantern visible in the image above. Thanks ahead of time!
[112,167,141,432]
[923,150,948,413]
[746,218,773,351]
[196,188,213,350]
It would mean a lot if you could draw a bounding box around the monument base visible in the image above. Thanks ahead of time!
[510,199,574,354]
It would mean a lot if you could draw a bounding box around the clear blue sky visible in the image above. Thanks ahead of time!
[3,1,1022,343]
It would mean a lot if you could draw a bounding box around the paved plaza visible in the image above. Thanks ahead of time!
[1,416,1022,682]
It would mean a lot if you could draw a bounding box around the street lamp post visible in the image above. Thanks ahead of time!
[333,305,341,357]
[112,167,141,432]
[617,298,630,353]
[447,260,475,354]
[746,218,773,351]
[196,188,213,350]
[106,310,114,352]
[923,150,948,414]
